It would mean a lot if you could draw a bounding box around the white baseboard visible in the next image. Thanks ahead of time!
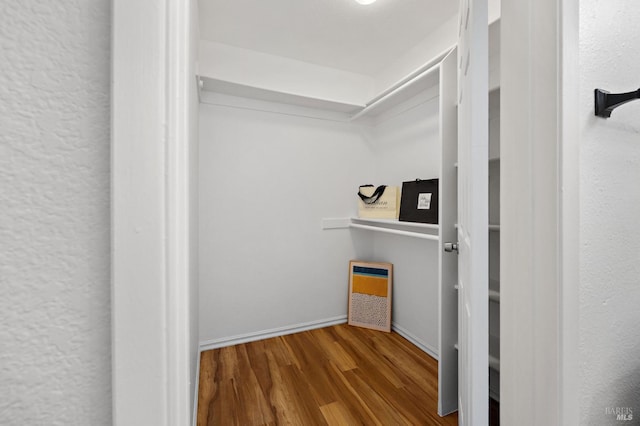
[391,322,439,361]
[199,315,349,351]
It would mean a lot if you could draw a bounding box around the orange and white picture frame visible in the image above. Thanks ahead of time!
[348,260,393,332]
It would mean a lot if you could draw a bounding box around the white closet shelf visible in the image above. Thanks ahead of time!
[198,48,453,121]
[198,76,364,114]
[350,217,439,241]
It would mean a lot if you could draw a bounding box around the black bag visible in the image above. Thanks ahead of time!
[399,179,439,224]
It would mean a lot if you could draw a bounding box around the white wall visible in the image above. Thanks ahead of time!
[199,41,375,106]
[0,1,111,424]
[579,1,640,423]
[366,89,442,354]
[198,94,374,343]
[198,88,443,352]
[373,16,458,94]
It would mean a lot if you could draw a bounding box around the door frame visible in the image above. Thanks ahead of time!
[111,0,197,425]
[500,0,579,424]
[110,0,580,424]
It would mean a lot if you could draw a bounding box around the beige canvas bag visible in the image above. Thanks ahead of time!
[357,185,400,219]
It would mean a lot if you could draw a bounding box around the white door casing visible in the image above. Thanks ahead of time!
[112,0,197,425]
[456,0,489,424]
[500,0,571,424]
[109,0,577,424]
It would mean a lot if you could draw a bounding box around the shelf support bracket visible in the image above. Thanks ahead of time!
[594,88,640,118]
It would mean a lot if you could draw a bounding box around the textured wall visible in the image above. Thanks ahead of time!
[580,1,640,424]
[0,1,111,425]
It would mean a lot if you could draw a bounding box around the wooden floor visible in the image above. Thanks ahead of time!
[197,324,459,425]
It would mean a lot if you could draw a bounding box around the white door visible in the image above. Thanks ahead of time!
[438,47,460,417]
[456,0,488,424]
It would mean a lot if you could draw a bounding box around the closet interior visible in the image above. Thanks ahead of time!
[197,1,501,417]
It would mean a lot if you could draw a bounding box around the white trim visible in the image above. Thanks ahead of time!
[198,316,439,362]
[166,0,194,424]
[199,316,348,351]
[559,0,580,423]
[112,0,196,425]
[111,1,169,424]
[391,323,439,361]
[200,90,354,123]
[199,76,363,114]
[501,0,564,424]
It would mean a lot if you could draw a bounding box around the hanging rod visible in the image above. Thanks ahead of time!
[374,48,452,104]
[349,223,439,241]
[594,88,640,118]
[350,61,441,121]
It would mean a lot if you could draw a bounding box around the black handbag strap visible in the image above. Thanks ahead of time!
[358,185,387,204]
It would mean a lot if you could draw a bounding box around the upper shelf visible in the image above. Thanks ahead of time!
[198,48,453,121]
[197,19,501,120]
[198,77,363,114]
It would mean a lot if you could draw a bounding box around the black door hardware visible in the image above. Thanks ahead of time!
[594,88,640,118]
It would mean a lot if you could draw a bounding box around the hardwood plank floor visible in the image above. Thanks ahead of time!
[197,324,459,426]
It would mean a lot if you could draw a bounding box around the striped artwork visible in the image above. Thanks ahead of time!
[348,261,393,332]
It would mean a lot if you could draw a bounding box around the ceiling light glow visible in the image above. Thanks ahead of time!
[355,0,377,5]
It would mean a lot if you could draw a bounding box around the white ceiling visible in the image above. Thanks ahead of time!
[198,0,458,76]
